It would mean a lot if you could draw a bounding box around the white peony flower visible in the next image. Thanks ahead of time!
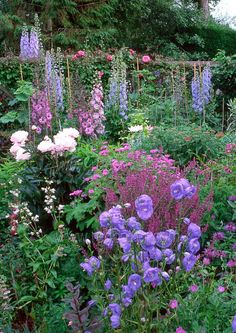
[15,147,31,161]
[62,128,80,139]
[10,130,28,145]
[37,139,55,153]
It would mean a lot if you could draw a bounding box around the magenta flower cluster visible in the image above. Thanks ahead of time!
[80,189,201,330]
[31,90,52,134]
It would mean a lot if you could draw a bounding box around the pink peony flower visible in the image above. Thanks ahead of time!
[176,327,187,333]
[169,299,178,309]
[15,147,31,161]
[106,54,113,62]
[142,55,151,63]
[62,128,80,139]
[10,130,28,145]
[37,138,55,153]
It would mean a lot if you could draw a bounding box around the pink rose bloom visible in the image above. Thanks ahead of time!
[189,284,198,293]
[176,327,187,333]
[102,169,109,176]
[106,54,113,62]
[142,55,151,63]
[15,147,31,161]
[169,299,178,309]
[37,138,55,153]
[10,130,28,145]
[217,286,225,293]
[77,50,86,58]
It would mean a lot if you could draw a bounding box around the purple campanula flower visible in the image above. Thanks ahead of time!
[182,253,197,272]
[118,237,131,253]
[161,272,170,281]
[110,314,120,328]
[228,196,236,201]
[170,178,191,200]
[103,238,114,250]
[109,207,125,229]
[121,254,130,262]
[93,231,104,241]
[148,247,163,261]
[128,274,142,292]
[133,230,147,243]
[166,229,176,240]
[109,303,121,316]
[188,223,201,239]
[105,279,112,291]
[142,232,156,250]
[122,285,135,299]
[187,238,200,254]
[99,211,110,227]
[171,178,196,200]
[183,217,191,225]
[138,250,150,263]
[135,194,153,220]
[180,235,188,242]
[89,256,100,269]
[80,262,93,276]
[163,249,173,257]
[127,217,141,230]
[122,297,132,307]
[142,261,151,270]
[156,231,174,249]
[143,267,162,285]
[232,315,236,332]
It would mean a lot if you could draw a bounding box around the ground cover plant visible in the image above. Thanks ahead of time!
[0,12,236,333]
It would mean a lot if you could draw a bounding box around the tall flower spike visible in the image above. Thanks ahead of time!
[20,25,30,61]
[29,28,40,60]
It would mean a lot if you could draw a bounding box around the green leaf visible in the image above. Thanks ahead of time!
[46,279,56,288]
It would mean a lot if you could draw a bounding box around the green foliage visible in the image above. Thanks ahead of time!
[131,124,236,166]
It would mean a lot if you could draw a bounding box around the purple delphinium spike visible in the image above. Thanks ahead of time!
[55,70,64,109]
[191,76,203,113]
[20,26,30,61]
[29,28,40,60]
[202,66,212,104]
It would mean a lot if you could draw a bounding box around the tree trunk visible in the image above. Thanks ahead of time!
[198,0,209,18]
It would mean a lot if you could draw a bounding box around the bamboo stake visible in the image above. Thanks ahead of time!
[222,97,225,132]
[19,63,24,81]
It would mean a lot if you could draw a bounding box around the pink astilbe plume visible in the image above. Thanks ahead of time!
[105,156,213,233]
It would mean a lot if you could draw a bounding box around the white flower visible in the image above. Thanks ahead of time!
[10,130,28,145]
[129,125,143,133]
[31,125,37,131]
[85,239,91,246]
[62,128,80,139]
[37,139,55,153]
[10,144,22,157]
[15,147,31,161]
[53,131,77,153]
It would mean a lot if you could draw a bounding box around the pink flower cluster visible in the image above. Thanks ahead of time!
[225,143,236,154]
[37,128,80,155]
[31,90,52,134]
[10,130,31,161]
[78,81,105,137]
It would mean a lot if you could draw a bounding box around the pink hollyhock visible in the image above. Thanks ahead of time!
[106,54,113,62]
[176,327,187,333]
[142,55,151,63]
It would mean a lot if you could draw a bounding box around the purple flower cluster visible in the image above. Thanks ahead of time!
[191,66,212,113]
[78,79,105,137]
[170,178,196,200]
[80,191,201,330]
[31,90,52,133]
[20,26,40,61]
